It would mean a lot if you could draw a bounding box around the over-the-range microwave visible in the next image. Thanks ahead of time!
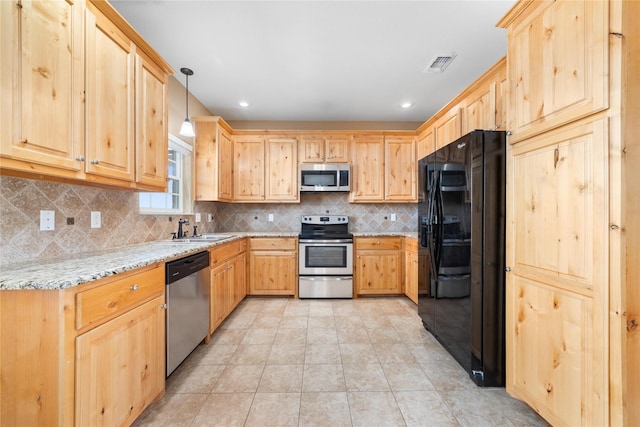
[299,163,351,192]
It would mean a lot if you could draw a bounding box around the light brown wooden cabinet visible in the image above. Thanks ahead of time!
[299,134,350,163]
[350,135,385,202]
[233,134,265,201]
[248,237,297,296]
[194,117,233,201]
[385,136,417,202]
[266,136,298,202]
[403,237,418,304]
[500,0,608,143]
[209,239,247,334]
[354,237,402,296]
[498,1,640,425]
[434,107,462,150]
[417,126,435,161]
[0,0,171,191]
[0,264,165,426]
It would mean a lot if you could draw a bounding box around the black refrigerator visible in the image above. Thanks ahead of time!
[417,130,506,387]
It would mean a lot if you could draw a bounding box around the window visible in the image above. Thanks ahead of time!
[139,134,193,214]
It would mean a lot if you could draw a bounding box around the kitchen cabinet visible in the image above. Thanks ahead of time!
[404,237,418,304]
[266,136,298,202]
[498,1,640,425]
[233,134,265,201]
[0,264,165,426]
[194,116,233,201]
[248,237,297,296]
[350,135,385,202]
[434,107,462,150]
[209,239,247,334]
[354,237,402,296]
[417,126,435,160]
[501,0,608,144]
[385,136,417,202]
[0,0,172,191]
[299,134,350,163]
[461,57,507,134]
[134,52,169,190]
[0,0,85,177]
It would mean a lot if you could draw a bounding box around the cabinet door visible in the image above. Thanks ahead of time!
[233,135,264,201]
[434,108,462,150]
[76,295,164,427]
[299,135,324,163]
[135,53,168,190]
[0,0,84,174]
[350,135,384,202]
[249,250,297,296]
[463,84,496,134]
[325,135,350,163]
[355,250,402,295]
[211,262,230,332]
[404,240,418,304]
[266,137,298,202]
[231,252,247,307]
[506,119,607,426]
[385,136,416,202]
[417,126,435,160]
[85,5,135,182]
[501,0,608,142]
[218,129,233,201]
[194,120,218,201]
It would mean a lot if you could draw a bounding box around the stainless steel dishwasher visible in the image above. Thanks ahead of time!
[165,251,210,376]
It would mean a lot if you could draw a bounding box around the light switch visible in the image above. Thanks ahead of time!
[195,213,201,222]
[91,211,101,229]
[40,210,55,231]
[390,213,396,222]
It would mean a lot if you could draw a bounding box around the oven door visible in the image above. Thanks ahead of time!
[299,240,353,275]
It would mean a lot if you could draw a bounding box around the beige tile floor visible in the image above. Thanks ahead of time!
[133,297,548,427]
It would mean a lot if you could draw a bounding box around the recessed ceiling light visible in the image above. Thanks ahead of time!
[400,102,413,109]
[238,101,250,108]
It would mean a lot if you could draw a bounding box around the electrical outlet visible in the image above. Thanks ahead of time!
[207,214,213,222]
[390,213,396,222]
[40,210,55,231]
[268,213,274,222]
[195,213,201,222]
[91,211,101,229]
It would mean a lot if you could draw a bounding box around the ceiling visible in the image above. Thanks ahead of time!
[110,1,514,124]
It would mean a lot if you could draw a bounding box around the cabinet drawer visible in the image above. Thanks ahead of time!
[210,238,246,267]
[355,237,402,250]
[76,266,164,330]
[249,237,297,251]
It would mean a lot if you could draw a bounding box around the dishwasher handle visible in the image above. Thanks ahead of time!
[165,251,210,284]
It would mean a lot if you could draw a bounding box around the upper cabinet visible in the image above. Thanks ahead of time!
[193,116,233,202]
[0,0,85,176]
[350,134,417,203]
[417,126,435,160]
[497,1,608,143]
[299,134,350,163]
[266,136,298,202]
[233,134,265,202]
[0,0,173,191]
[434,107,462,151]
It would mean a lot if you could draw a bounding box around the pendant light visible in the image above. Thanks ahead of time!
[179,67,195,137]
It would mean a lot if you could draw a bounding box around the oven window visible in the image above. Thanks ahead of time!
[304,246,347,268]
[301,171,337,187]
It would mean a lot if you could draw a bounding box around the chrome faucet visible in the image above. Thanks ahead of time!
[176,218,190,239]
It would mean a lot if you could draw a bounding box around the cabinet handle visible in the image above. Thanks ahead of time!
[226,265,233,271]
[505,267,512,272]
[160,304,167,309]
[376,241,381,245]
[91,159,100,165]
[130,284,139,291]
[76,156,85,161]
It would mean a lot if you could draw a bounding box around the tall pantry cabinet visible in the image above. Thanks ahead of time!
[498,1,639,426]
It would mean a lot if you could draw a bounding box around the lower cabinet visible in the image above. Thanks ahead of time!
[209,239,247,334]
[248,237,297,296]
[75,295,165,426]
[404,237,418,304]
[354,237,402,296]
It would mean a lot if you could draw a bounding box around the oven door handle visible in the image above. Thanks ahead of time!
[299,239,353,244]
[299,276,353,281]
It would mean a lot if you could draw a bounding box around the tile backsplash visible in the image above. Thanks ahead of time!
[0,176,216,264]
[0,177,417,264]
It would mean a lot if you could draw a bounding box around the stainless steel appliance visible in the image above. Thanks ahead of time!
[418,130,506,387]
[165,251,210,376]
[299,215,353,298]
[299,163,350,192]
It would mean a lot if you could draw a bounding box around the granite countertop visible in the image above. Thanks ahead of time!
[0,231,415,291]
[353,231,418,239]
[0,232,299,291]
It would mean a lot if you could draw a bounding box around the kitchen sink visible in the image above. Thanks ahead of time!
[160,234,235,243]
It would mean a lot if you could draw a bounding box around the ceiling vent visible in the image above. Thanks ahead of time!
[424,53,457,73]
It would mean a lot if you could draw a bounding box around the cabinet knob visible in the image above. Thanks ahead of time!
[91,159,100,165]
[75,156,85,161]
[160,304,167,309]
[130,284,139,291]
[504,267,512,272]
[376,241,381,245]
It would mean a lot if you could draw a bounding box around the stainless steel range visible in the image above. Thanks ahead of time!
[298,215,353,298]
